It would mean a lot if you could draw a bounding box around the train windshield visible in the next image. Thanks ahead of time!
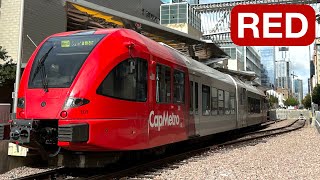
[28,34,105,89]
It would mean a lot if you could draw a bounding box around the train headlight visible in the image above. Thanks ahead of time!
[17,98,25,108]
[64,97,90,109]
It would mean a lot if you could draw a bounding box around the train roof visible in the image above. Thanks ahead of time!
[159,42,266,97]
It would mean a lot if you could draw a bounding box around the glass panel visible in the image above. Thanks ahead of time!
[156,64,171,103]
[173,70,185,103]
[202,85,211,115]
[218,89,224,115]
[161,14,170,19]
[178,4,187,9]
[178,18,186,23]
[178,14,186,19]
[29,34,105,88]
[170,5,178,10]
[97,58,148,102]
[225,91,230,115]
[161,19,169,24]
[230,92,235,114]
[170,18,178,23]
[195,82,198,114]
[179,8,187,14]
[211,87,218,115]
[190,81,193,114]
[230,48,236,59]
[161,6,169,11]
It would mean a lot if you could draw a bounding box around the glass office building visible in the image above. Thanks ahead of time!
[160,2,201,31]
[257,47,275,86]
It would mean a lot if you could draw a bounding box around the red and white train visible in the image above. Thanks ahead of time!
[0,28,268,167]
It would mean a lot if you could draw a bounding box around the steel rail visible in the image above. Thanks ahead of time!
[79,119,305,180]
[16,119,304,180]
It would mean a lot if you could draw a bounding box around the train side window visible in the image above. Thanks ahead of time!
[211,87,218,115]
[225,91,230,115]
[190,81,193,114]
[248,97,261,113]
[248,97,252,113]
[218,89,224,115]
[97,58,148,102]
[256,99,261,113]
[202,85,211,116]
[156,64,171,103]
[173,70,185,103]
[195,82,199,114]
[230,92,235,114]
[243,88,246,102]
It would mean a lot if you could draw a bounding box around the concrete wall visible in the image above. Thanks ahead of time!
[269,109,311,121]
[0,0,21,63]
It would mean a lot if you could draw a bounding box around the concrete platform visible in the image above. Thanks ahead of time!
[0,142,40,174]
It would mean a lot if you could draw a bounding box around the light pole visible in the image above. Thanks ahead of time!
[290,71,298,96]
[13,0,24,115]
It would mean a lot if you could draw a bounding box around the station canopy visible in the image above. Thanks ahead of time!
[65,0,228,61]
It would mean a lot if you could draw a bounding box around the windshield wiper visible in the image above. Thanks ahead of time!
[31,46,54,92]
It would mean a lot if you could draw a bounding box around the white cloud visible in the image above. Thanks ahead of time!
[289,46,312,97]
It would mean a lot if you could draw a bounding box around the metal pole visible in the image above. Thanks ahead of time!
[310,44,314,117]
[13,0,24,115]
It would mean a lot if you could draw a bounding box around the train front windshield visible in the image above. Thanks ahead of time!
[28,34,105,89]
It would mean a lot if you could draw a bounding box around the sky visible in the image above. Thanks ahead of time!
[198,0,319,97]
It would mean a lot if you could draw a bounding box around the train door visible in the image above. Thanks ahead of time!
[148,62,188,147]
[238,87,247,128]
[189,74,200,136]
[150,63,172,143]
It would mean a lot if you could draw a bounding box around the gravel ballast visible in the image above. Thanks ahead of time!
[152,124,320,179]
[1,120,318,179]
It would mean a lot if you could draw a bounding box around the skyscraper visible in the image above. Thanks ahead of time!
[274,47,291,91]
[257,47,274,87]
[294,79,303,105]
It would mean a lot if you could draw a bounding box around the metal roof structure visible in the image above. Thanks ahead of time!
[192,0,317,45]
[65,0,229,61]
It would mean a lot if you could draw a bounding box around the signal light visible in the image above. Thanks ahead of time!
[17,98,25,108]
[18,111,25,118]
[64,97,90,109]
[60,111,68,118]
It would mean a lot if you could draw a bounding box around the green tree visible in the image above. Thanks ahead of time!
[269,95,278,109]
[0,46,16,86]
[302,93,311,108]
[312,84,320,106]
[284,96,299,106]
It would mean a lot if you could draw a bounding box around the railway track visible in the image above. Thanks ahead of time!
[15,119,305,180]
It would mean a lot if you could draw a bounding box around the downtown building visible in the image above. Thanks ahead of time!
[219,45,263,85]
[257,47,274,88]
[159,0,263,84]
[274,47,292,96]
[293,79,303,105]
